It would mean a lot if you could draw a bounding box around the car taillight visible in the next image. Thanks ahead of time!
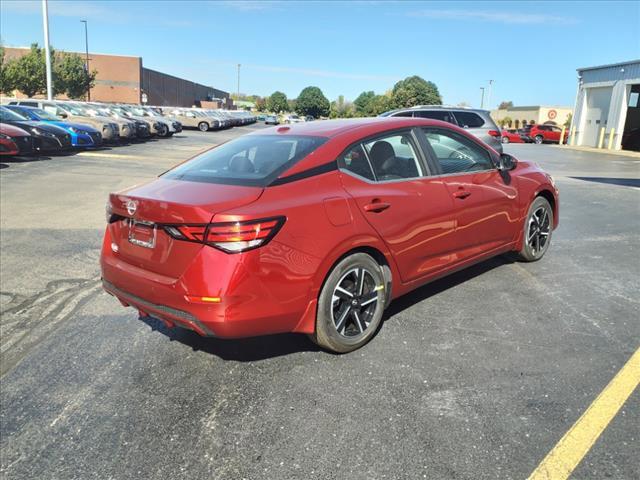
[164,217,285,253]
[488,130,500,137]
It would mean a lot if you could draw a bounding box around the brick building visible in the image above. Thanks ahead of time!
[2,47,231,108]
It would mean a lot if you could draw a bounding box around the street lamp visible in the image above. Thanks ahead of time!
[80,20,90,101]
[480,87,485,109]
[237,63,241,107]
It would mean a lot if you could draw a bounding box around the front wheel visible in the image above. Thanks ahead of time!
[157,124,169,137]
[502,136,510,144]
[198,122,209,132]
[310,253,386,353]
[518,197,553,262]
[534,135,544,145]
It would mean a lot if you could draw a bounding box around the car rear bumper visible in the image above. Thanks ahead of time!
[100,228,316,338]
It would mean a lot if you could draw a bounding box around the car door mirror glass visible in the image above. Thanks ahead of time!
[498,153,517,171]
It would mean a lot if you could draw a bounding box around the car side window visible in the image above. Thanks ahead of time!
[452,111,485,128]
[20,101,38,107]
[363,133,424,181]
[339,144,375,181]
[414,110,456,125]
[421,128,494,174]
[393,111,414,118]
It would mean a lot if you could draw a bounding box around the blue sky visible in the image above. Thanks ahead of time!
[1,1,639,108]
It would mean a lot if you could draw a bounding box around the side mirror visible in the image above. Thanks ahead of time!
[498,153,517,171]
[59,112,68,118]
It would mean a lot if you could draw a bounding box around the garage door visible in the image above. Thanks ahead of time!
[583,87,613,147]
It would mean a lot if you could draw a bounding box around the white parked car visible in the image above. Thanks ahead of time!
[283,114,305,124]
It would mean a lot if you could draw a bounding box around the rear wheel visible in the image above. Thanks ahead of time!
[534,135,544,144]
[502,136,510,144]
[311,253,386,353]
[518,196,553,262]
[198,122,209,132]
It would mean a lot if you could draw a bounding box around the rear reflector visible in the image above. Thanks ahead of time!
[164,216,285,253]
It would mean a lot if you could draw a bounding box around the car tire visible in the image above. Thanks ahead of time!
[157,124,169,137]
[198,122,209,132]
[502,136,510,144]
[517,196,553,262]
[310,253,386,353]
[534,135,544,145]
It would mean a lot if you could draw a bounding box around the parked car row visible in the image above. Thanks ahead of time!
[501,124,569,144]
[158,108,257,131]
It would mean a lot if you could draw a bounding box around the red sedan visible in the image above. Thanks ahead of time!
[0,123,34,156]
[101,118,559,353]
[501,128,525,144]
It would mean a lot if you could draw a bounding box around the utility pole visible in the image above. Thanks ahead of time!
[41,0,53,100]
[81,20,90,101]
[486,79,494,109]
[237,63,241,107]
[480,87,485,109]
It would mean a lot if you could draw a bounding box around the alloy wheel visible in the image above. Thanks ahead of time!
[527,206,551,256]
[331,267,379,337]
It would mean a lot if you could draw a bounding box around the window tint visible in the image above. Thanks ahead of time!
[163,135,326,186]
[20,101,38,107]
[414,110,456,124]
[453,111,485,128]
[363,133,424,181]
[421,129,494,174]
[339,144,375,181]
[393,111,414,117]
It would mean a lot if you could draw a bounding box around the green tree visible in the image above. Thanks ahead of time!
[564,113,572,128]
[0,45,12,94]
[391,75,441,109]
[295,86,330,118]
[287,98,297,113]
[267,91,288,113]
[56,52,97,99]
[500,116,512,128]
[367,94,394,115]
[3,43,63,97]
[255,97,267,112]
[353,90,375,116]
[498,100,514,110]
[330,95,354,118]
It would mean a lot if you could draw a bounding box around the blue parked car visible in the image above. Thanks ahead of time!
[5,105,103,148]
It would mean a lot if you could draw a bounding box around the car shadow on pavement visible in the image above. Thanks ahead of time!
[382,254,515,321]
[139,316,321,362]
[569,176,640,188]
[139,255,515,361]
[1,155,52,165]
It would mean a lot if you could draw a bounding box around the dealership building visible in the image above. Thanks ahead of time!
[491,105,573,130]
[570,59,640,151]
[2,47,231,108]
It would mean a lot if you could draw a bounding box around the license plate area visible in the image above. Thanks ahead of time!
[128,219,156,248]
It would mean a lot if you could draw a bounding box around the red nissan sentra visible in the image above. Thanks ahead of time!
[101,118,558,353]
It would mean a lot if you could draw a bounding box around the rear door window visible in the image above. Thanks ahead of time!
[339,144,375,181]
[363,133,424,181]
[452,111,485,128]
[414,110,456,125]
[163,135,327,186]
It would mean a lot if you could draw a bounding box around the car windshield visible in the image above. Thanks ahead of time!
[56,103,84,115]
[28,108,58,121]
[0,107,28,121]
[163,135,327,186]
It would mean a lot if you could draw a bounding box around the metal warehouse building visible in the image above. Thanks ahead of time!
[3,47,231,108]
[571,59,640,151]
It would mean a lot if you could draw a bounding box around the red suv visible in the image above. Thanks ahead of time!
[101,118,559,353]
[528,124,568,144]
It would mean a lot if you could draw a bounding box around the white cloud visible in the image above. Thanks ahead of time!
[407,9,579,25]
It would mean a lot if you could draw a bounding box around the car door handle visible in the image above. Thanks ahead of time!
[453,190,471,199]
[363,202,391,213]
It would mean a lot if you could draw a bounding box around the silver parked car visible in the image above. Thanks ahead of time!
[380,105,503,153]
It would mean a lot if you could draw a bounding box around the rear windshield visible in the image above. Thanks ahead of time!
[162,134,327,186]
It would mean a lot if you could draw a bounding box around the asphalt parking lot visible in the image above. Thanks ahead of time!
[1,126,638,479]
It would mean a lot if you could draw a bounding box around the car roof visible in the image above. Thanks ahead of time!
[250,117,452,139]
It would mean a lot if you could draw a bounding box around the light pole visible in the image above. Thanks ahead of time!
[237,63,241,107]
[480,87,485,109]
[486,79,494,109]
[81,20,90,101]
[41,0,53,100]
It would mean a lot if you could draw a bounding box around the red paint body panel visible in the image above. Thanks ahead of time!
[501,129,525,143]
[100,118,559,339]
